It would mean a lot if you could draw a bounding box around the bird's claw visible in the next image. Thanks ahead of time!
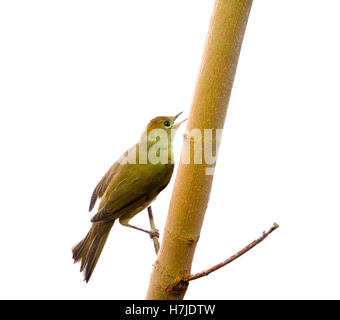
[149,229,160,239]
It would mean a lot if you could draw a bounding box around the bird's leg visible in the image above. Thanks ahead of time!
[119,209,160,239]
[124,224,159,239]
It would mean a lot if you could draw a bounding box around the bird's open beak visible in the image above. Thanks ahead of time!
[173,112,187,129]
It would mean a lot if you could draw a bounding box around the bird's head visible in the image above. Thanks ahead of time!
[140,112,186,151]
[146,112,186,133]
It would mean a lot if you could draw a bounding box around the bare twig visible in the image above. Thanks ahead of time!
[147,206,160,254]
[183,223,279,282]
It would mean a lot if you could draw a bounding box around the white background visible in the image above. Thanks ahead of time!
[1,0,340,300]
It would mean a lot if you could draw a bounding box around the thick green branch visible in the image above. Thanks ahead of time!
[146,0,254,300]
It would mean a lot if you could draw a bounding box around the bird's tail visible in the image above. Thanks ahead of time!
[72,220,114,282]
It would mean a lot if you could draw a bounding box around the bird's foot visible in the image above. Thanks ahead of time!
[149,229,160,239]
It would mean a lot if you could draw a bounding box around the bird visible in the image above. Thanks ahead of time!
[72,112,186,282]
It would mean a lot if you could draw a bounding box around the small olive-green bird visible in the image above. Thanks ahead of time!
[72,113,185,282]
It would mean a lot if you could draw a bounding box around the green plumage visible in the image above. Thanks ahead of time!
[72,114,185,282]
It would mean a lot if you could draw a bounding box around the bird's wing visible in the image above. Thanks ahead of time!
[90,176,148,223]
[89,161,120,212]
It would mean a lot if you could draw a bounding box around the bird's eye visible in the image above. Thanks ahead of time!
[164,120,171,127]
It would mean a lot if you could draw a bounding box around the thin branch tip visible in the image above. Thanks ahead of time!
[183,222,279,282]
